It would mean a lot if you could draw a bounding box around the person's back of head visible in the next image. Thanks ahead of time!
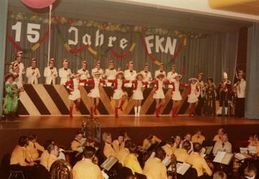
[244,164,257,179]
[18,136,28,147]
[182,140,191,152]
[155,147,166,161]
[128,142,137,154]
[83,146,96,159]
[213,171,227,179]
[125,140,132,149]
[193,143,202,153]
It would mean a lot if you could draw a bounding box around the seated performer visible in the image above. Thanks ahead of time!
[104,60,117,87]
[65,73,81,117]
[44,58,58,85]
[26,135,45,162]
[132,73,147,117]
[108,71,128,118]
[91,60,104,78]
[167,64,178,88]
[86,72,105,117]
[77,59,90,86]
[71,131,86,153]
[40,143,59,171]
[140,63,152,84]
[72,146,104,179]
[171,74,185,117]
[59,58,72,85]
[213,128,225,142]
[9,51,25,88]
[124,60,137,88]
[187,78,200,117]
[191,130,206,145]
[174,140,191,162]
[212,133,232,156]
[154,63,166,79]
[3,73,20,119]
[112,133,125,153]
[26,58,41,84]
[151,73,169,117]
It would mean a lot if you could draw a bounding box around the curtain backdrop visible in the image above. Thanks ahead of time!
[5,14,238,84]
[246,23,259,119]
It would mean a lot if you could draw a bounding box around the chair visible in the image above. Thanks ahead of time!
[49,159,72,179]
[8,170,25,179]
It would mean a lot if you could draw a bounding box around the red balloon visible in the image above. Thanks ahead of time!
[21,0,56,9]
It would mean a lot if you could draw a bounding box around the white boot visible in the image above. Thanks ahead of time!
[134,106,138,117]
[137,106,141,117]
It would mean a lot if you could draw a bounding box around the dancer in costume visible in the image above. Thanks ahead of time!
[171,74,185,117]
[108,71,129,118]
[187,78,200,117]
[4,74,20,119]
[86,72,105,117]
[132,73,147,117]
[65,73,81,117]
[151,73,169,117]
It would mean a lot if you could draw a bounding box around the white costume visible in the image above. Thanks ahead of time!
[87,79,103,98]
[66,78,81,101]
[9,61,25,88]
[140,70,152,82]
[59,68,72,85]
[26,67,41,84]
[77,68,90,85]
[91,68,104,78]
[132,80,144,100]
[153,80,165,99]
[44,66,58,85]
[105,68,117,87]
[167,71,178,88]
[187,82,200,103]
[124,69,137,88]
[172,81,182,101]
[154,70,166,78]
[112,79,124,100]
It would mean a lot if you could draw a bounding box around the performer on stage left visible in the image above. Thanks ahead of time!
[132,73,147,117]
[65,73,81,117]
[187,78,200,117]
[151,73,168,117]
[108,71,128,118]
[4,74,20,119]
[86,72,105,117]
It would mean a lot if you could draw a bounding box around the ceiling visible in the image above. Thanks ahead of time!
[8,0,252,34]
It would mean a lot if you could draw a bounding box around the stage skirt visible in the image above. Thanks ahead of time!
[132,90,144,100]
[68,89,81,101]
[113,89,124,100]
[172,91,182,101]
[88,88,100,98]
[153,89,165,99]
[187,94,198,103]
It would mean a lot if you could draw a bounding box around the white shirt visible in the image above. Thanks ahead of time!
[213,141,232,156]
[140,70,152,82]
[59,67,72,85]
[105,68,117,86]
[124,69,137,87]
[26,66,41,84]
[44,66,58,85]
[155,70,166,78]
[77,68,90,85]
[236,79,246,98]
[167,71,178,88]
[91,68,104,78]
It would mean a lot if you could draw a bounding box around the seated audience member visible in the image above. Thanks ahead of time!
[124,141,143,175]
[72,146,103,179]
[40,143,59,171]
[186,143,213,177]
[174,140,191,162]
[213,171,227,179]
[192,130,206,145]
[142,135,161,151]
[213,128,225,142]
[112,133,125,153]
[144,147,167,179]
[71,131,86,153]
[103,132,116,158]
[26,134,44,162]
[243,164,257,179]
[213,133,232,156]
[116,140,131,165]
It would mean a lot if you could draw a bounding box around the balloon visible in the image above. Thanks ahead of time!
[21,0,56,9]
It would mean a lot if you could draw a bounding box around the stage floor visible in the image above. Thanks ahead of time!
[1,115,259,129]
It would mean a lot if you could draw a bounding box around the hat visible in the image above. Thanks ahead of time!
[157,73,165,78]
[223,72,228,79]
[189,78,198,82]
[136,73,143,79]
[116,71,124,77]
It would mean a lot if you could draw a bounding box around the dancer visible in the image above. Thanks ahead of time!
[187,78,200,117]
[171,74,184,117]
[151,73,168,117]
[108,71,128,118]
[132,73,147,117]
[4,74,20,119]
[65,73,81,117]
[44,58,58,85]
[86,72,105,117]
